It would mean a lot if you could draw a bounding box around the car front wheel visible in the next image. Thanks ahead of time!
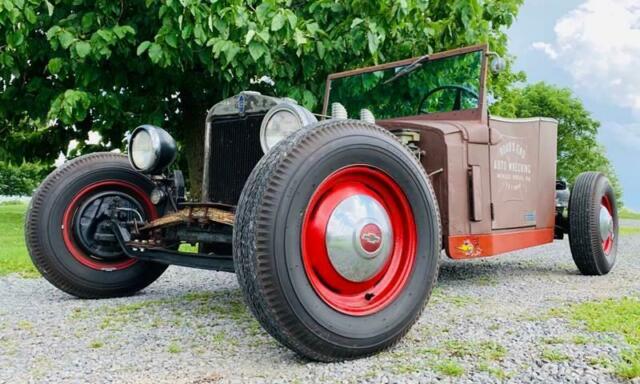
[233,120,441,361]
[25,153,167,298]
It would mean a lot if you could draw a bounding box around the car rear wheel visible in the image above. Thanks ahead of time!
[568,172,618,275]
[25,153,168,298]
[233,120,441,361]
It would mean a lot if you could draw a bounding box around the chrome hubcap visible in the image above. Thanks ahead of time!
[599,204,614,244]
[325,195,393,282]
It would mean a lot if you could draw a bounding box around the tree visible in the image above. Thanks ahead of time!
[0,0,523,197]
[491,82,623,202]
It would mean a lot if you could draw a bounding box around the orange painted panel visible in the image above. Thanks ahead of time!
[447,228,555,260]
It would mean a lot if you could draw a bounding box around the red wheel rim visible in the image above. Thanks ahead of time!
[301,166,417,316]
[62,180,157,271]
[601,195,614,255]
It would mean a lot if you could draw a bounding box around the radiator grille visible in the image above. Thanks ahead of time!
[207,113,265,205]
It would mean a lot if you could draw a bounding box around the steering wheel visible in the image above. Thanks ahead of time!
[417,85,479,114]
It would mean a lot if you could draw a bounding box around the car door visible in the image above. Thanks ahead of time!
[489,117,541,230]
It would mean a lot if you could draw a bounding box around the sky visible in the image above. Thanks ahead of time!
[507,0,640,211]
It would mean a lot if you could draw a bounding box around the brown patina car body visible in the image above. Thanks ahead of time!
[323,44,558,260]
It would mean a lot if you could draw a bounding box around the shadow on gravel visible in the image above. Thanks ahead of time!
[437,258,578,286]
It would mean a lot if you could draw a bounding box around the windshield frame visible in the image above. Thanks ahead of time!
[322,44,489,122]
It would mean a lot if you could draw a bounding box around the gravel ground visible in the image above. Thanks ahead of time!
[1,230,639,384]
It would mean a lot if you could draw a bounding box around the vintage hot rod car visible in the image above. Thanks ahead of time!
[26,44,618,361]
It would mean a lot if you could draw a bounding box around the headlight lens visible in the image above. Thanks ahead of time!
[128,125,177,174]
[260,102,317,153]
[130,129,155,171]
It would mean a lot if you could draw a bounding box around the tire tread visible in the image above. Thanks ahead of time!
[25,152,167,298]
[233,120,441,361]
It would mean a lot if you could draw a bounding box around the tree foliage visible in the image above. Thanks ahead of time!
[491,82,623,202]
[0,0,523,194]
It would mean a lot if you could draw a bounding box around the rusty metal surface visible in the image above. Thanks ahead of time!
[140,206,235,232]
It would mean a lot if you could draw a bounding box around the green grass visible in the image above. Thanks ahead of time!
[433,360,465,377]
[555,298,640,379]
[620,207,640,220]
[620,227,640,236]
[541,348,570,362]
[477,362,511,380]
[167,342,182,354]
[442,340,506,361]
[88,340,104,349]
[0,203,37,278]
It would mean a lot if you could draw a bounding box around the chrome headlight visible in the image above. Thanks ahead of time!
[128,125,177,174]
[260,102,317,153]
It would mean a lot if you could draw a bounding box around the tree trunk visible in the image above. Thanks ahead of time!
[180,89,207,201]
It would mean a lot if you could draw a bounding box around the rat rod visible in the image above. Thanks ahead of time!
[26,44,618,361]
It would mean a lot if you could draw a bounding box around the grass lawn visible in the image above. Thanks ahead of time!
[0,202,38,278]
[620,207,640,220]
[621,227,640,236]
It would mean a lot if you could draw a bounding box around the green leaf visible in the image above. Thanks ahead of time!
[7,31,24,48]
[271,13,285,31]
[256,29,269,43]
[293,29,307,46]
[75,41,91,58]
[306,22,320,35]
[24,7,37,24]
[96,30,115,44]
[47,58,63,74]
[44,0,54,16]
[194,24,206,44]
[81,13,95,30]
[248,41,266,61]
[245,30,256,45]
[58,31,76,49]
[114,25,135,39]
[148,43,163,63]
[286,13,297,29]
[255,3,269,23]
[225,44,240,63]
[367,31,379,54]
[316,41,325,59]
[136,41,151,56]
[213,18,228,36]
[45,26,60,40]
[351,18,364,28]
[181,24,193,39]
[302,90,316,110]
[165,33,179,48]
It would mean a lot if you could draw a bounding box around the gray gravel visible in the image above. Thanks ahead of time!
[2,230,639,384]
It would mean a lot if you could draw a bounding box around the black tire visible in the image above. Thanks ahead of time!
[25,153,168,298]
[233,120,441,361]
[568,172,618,275]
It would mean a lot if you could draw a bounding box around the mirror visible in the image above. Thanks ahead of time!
[490,55,506,74]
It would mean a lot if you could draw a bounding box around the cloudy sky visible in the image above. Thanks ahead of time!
[508,0,640,210]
